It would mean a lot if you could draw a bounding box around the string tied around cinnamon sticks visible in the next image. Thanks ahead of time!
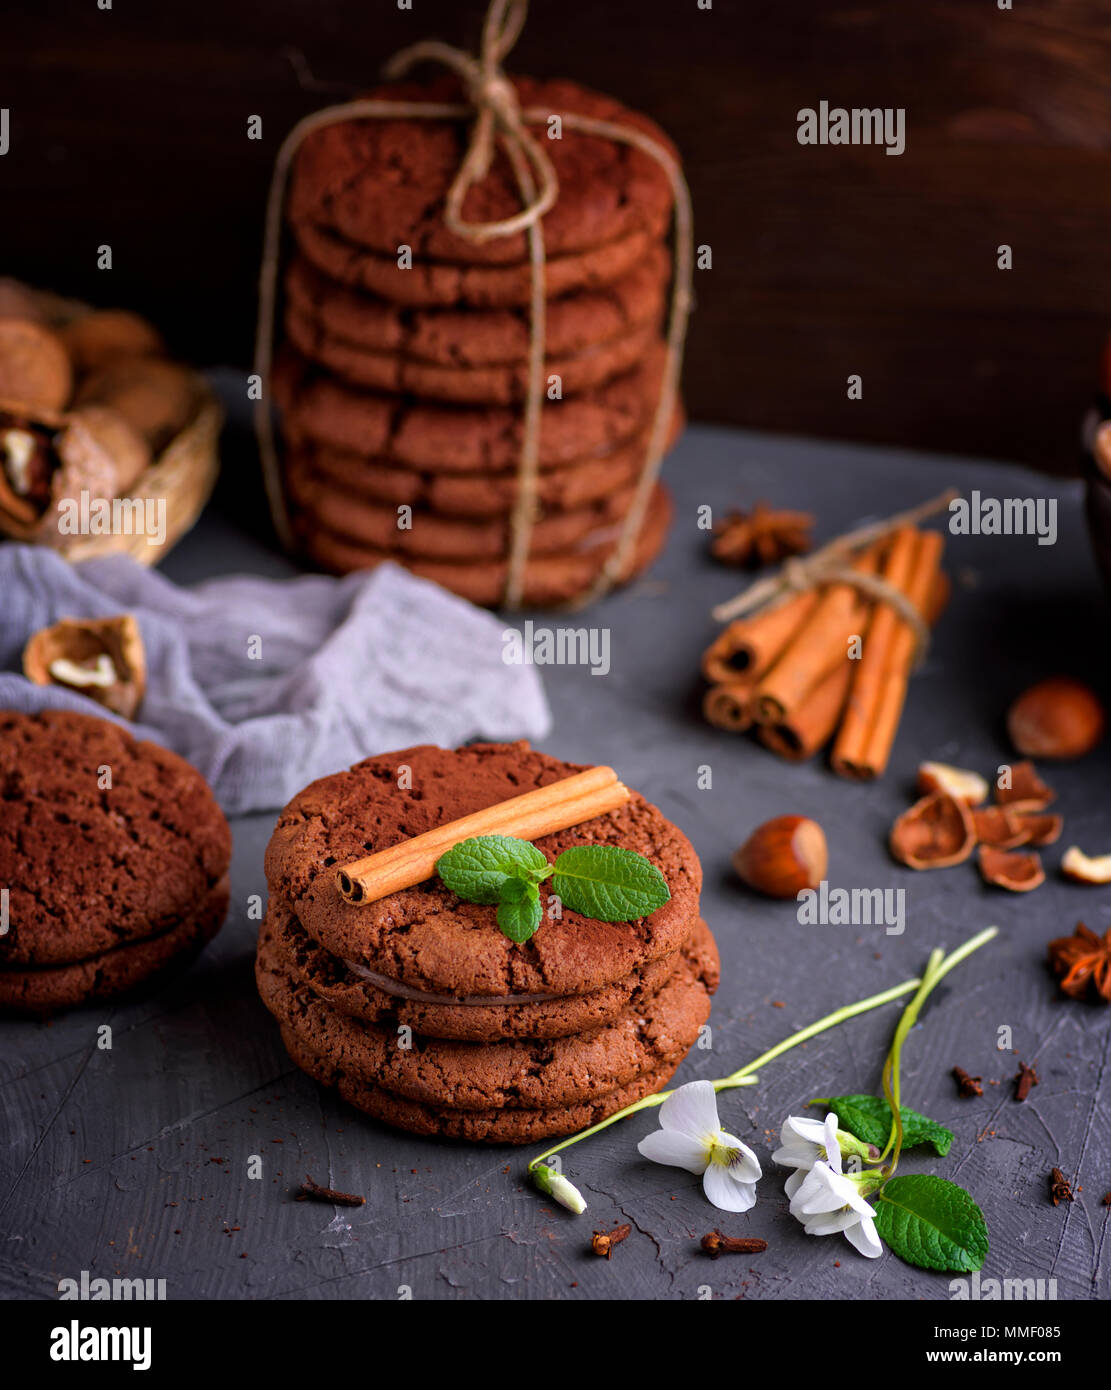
[712,487,958,668]
[254,0,694,610]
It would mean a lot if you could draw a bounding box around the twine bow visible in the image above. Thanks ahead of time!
[384,0,558,245]
[711,488,961,666]
[254,0,693,609]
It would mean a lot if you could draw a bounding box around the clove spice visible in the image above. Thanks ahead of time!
[1014,1061,1039,1102]
[701,1230,768,1258]
[1049,1168,1074,1206]
[296,1176,366,1207]
[591,1223,631,1259]
[952,1066,983,1098]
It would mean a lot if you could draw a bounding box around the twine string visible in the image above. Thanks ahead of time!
[779,555,932,664]
[254,0,692,607]
[710,487,959,659]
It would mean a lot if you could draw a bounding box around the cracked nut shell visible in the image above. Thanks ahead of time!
[994,760,1054,811]
[890,792,975,870]
[978,846,1045,892]
[23,614,146,718]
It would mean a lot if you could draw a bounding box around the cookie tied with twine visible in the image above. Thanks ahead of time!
[254,0,692,609]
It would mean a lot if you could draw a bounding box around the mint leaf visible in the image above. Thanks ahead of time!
[550,845,670,923]
[874,1175,988,1273]
[818,1095,953,1156]
[496,878,542,943]
[436,835,551,904]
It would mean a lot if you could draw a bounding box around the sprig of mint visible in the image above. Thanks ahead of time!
[811,1094,954,1156]
[435,834,670,944]
[873,1174,988,1273]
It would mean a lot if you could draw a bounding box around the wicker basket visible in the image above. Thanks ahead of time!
[1,289,223,566]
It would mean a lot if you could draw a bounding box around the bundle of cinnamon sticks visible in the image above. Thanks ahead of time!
[701,524,949,779]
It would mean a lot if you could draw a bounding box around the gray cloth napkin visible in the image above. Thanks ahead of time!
[0,544,550,815]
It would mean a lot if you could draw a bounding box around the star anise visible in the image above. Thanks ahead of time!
[711,501,814,569]
[1047,922,1111,1002]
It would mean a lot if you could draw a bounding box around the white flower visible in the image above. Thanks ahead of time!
[783,1116,883,1259]
[772,1111,841,1174]
[637,1080,762,1211]
[531,1163,587,1214]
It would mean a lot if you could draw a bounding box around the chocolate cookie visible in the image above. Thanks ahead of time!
[264,741,701,1001]
[285,304,661,406]
[0,878,229,1017]
[259,924,714,1111]
[289,400,683,517]
[282,1024,687,1143]
[295,479,672,605]
[284,246,669,366]
[291,217,669,309]
[284,455,639,560]
[275,344,669,473]
[262,902,717,1041]
[0,711,231,968]
[288,76,675,266]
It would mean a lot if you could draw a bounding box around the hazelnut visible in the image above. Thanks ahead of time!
[978,846,1045,892]
[916,761,988,805]
[994,760,1055,811]
[733,815,827,898]
[1060,847,1111,885]
[890,793,975,870]
[1006,677,1105,760]
[23,614,146,719]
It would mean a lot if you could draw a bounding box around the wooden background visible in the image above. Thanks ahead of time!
[3,0,1110,472]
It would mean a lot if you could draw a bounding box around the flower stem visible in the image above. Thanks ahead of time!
[878,925,998,1173]
[528,974,923,1172]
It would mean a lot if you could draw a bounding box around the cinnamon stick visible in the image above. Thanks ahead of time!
[751,544,882,726]
[701,592,818,685]
[759,659,854,761]
[703,679,756,733]
[758,550,935,761]
[335,765,630,904]
[831,529,943,779]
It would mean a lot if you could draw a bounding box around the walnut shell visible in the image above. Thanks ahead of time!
[0,318,72,411]
[0,277,48,324]
[0,400,118,540]
[74,356,199,453]
[22,614,146,719]
[61,310,165,375]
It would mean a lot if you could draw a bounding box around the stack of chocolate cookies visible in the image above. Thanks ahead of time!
[257,742,717,1143]
[0,712,231,1015]
[272,76,682,607]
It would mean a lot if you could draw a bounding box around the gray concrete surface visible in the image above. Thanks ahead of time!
[2,418,1109,1301]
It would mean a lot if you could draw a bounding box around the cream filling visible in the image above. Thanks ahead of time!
[49,654,117,689]
[340,957,560,1007]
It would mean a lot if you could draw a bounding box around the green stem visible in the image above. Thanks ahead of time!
[528,974,923,1172]
[878,926,998,1174]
